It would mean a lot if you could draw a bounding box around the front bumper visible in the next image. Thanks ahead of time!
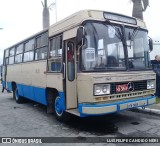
[78,95,156,117]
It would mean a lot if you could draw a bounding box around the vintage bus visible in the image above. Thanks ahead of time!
[2,10,156,121]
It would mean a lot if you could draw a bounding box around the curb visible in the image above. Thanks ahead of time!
[136,107,160,115]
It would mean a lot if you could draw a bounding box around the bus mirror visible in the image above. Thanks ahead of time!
[149,38,153,52]
[76,27,85,46]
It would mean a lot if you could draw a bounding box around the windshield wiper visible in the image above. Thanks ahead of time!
[127,26,140,49]
[130,26,140,41]
[105,19,123,42]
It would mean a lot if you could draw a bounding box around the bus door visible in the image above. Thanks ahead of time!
[65,39,77,109]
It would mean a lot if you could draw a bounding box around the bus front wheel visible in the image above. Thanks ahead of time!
[54,96,70,122]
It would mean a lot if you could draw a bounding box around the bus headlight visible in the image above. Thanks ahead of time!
[94,84,110,96]
[147,80,155,89]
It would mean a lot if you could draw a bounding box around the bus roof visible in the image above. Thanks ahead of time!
[4,10,146,51]
[49,9,146,37]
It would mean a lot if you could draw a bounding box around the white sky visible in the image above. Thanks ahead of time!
[0,0,159,64]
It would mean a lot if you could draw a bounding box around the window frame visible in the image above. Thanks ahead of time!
[23,50,34,62]
[16,44,24,55]
[35,32,48,61]
[15,53,23,64]
[14,43,24,64]
[8,47,15,65]
[23,38,35,62]
[48,34,63,72]
[4,49,9,65]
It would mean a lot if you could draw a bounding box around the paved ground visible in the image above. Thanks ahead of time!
[147,103,160,110]
[0,85,160,146]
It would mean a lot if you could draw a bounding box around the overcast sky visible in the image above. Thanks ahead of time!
[0,0,159,64]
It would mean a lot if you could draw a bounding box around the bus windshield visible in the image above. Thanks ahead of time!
[80,22,151,71]
[125,27,151,69]
[81,22,125,71]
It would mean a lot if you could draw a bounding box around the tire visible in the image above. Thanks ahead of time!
[13,89,16,99]
[54,96,70,122]
[12,83,17,99]
[15,88,25,104]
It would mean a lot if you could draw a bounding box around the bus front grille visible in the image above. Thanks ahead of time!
[111,80,147,94]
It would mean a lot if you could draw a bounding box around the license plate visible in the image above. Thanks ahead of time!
[127,102,139,108]
[116,84,128,92]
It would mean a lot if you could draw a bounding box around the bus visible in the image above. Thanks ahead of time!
[2,10,156,121]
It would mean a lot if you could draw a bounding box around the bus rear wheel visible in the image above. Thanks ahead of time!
[13,89,16,99]
[54,96,70,122]
[12,84,17,100]
[15,88,25,104]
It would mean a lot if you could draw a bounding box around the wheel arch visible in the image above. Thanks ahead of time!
[46,87,59,105]
[11,81,17,91]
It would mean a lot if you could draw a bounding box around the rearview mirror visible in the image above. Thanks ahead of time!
[149,38,153,52]
[76,27,85,47]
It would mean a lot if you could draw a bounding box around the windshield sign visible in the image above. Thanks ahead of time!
[104,12,137,25]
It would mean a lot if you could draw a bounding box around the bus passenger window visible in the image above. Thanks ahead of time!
[67,42,75,81]
[35,32,48,60]
[48,35,62,72]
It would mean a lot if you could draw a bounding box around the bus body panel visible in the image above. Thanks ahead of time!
[6,61,47,88]
[77,71,156,103]
[46,73,63,91]
[5,60,64,105]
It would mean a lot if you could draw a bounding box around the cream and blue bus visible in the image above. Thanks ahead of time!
[2,10,156,121]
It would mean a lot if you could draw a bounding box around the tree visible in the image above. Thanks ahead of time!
[42,0,50,29]
[132,0,149,20]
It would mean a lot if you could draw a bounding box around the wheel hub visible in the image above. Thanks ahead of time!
[55,96,63,116]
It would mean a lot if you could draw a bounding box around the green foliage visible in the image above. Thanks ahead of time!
[156,97,160,104]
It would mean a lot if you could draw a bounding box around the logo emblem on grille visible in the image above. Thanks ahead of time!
[128,82,134,92]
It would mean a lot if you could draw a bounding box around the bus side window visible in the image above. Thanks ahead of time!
[48,35,62,72]
[67,42,75,81]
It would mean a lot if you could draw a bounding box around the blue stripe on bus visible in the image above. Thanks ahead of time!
[16,83,47,105]
[78,95,156,117]
[7,82,12,91]
[6,82,65,108]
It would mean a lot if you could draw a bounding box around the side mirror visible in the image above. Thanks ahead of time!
[76,27,85,47]
[149,38,153,52]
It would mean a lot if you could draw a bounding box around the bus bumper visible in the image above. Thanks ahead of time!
[78,95,156,117]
